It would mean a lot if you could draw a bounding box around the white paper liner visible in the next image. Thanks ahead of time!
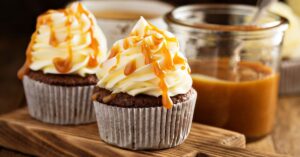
[23,76,96,125]
[280,60,300,95]
[93,89,196,150]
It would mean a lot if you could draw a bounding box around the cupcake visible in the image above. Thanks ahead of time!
[93,17,196,150]
[17,3,107,124]
[270,2,300,94]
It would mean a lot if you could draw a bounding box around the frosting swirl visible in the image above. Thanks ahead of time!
[96,17,192,108]
[18,3,107,78]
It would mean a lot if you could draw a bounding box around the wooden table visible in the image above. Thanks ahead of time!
[0,35,299,157]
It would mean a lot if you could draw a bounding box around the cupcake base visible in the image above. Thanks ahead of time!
[280,59,300,95]
[93,89,197,150]
[23,76,96,125]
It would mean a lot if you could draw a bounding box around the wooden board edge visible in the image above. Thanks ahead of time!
[0,111,287,157]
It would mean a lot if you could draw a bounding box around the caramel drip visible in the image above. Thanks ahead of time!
[173,53,185,65]
[109,45,121,71]
[39,15,59,47]
[173,53,188,71]
[140,40,173,109]
[78,3,100,68]
[108,45,120,59]
[50,31,59,47]
[141,43,152,65]
[108,22,187,108]
[48,16,59,47]
[87,55,98,67]
[124,60,136,75]
[111,54,120,71]
[18,3,101,78]
[53,12,73,73]
[17,13,53,79]
[152,61,173,109]
[124,38,130,50]
[160,44,174,70]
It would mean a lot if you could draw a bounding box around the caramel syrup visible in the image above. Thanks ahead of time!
[77,3,101,68]
[53,10,73,73]
[108,22,188,108]
[124,60,136,75]
[18,3,102,79]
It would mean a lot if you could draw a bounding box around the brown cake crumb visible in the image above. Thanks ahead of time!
[26,70,98,86]
[93,87,193,108]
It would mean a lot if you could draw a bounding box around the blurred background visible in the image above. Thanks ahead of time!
[0,0,265,114]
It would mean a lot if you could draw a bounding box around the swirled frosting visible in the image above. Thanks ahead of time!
[96,17,192,108]
[18,3,107,78]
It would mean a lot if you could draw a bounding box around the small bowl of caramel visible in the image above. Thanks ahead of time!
[165,4,288,140]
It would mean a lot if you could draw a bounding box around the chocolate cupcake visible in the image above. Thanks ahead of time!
[93,17,196,150]
[17,3,107,125]
[270,2,300,94]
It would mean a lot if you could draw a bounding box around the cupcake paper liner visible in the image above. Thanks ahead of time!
[280,60,300,95]
[93,89,197,150]
[23,76,96,125]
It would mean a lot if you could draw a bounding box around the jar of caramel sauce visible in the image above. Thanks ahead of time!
[190,59,278,139]
[165,4,288,139]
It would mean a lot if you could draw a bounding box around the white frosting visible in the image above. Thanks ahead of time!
[29,3,107,76]
[96,17,192,97]
[270,2,300,59]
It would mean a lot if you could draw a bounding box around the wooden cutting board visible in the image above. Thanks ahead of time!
[0,108,284,157]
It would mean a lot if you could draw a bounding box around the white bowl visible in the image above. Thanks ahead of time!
[81,0,174,47]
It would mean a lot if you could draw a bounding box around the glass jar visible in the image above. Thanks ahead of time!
[165,4,288,140]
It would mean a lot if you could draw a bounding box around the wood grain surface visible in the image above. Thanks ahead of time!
[244,96,299,157]
[0,108,286,157]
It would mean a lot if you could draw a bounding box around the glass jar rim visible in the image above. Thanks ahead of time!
[165,4,288,33]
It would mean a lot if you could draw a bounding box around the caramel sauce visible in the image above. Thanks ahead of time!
[109,22,186,108]
[152,61,173,109]
[124,38,130,50]
[124,60,136,75]
[174,53,187,71]
[173,53,185,65]
[140,40,174,109]
[109,45,121,71]
[160,44,174,70]
[53,10,73,73]
[78,3,101,68]
[53,57,72,73]
[50,31,59,47]
[108,45,120,59]
[190,59,278,138]
[111,55,121,71]
[87,55,98,67]
[18,3,102,78]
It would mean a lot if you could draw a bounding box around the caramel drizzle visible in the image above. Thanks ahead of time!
[109,45,121,71]
[18,3,101,79]
[124,60,136,75]
[77,3,101,68]
[109,22,187,108]
[53,10,73,73]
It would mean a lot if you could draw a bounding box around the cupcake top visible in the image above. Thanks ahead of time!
[270,2,300,59]
[18,2,107,79]
[96,17,192,109]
